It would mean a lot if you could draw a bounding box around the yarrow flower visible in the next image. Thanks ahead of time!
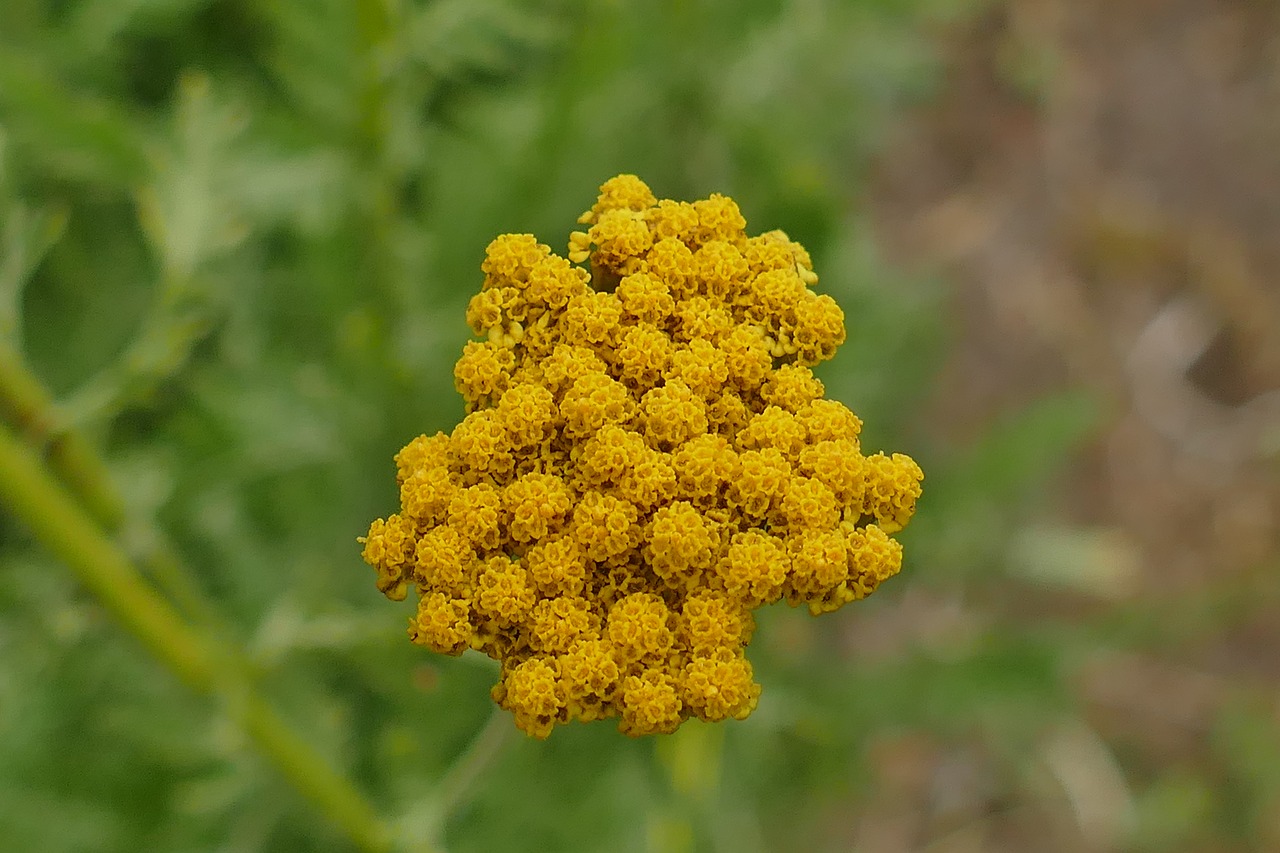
[361,175,923,738]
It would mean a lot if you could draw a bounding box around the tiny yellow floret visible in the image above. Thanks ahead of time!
[361,175,924,737]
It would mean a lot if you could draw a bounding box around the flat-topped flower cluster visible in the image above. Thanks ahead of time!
[361,175,923,737]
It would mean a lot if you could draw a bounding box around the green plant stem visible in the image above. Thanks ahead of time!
[0,339,123,526]
[651,721,725,853]
[0,339,219,627]
[0,423,396,853]
[434,707,513,821]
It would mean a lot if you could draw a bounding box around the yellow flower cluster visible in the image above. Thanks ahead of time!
[361,175,923,738]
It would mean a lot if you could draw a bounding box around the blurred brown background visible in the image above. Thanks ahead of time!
[857,1,1280,849]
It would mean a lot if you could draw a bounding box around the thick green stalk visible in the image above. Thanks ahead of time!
[651,721,725,853]
[0,423,395,853]
[0,339,220,627]
[0,339,123,527]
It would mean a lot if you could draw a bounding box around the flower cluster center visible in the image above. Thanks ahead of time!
[361,175,923,737]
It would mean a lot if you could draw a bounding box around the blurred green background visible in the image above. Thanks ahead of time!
[2,0,1279,851]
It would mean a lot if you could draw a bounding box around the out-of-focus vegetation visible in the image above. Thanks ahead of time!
[2,1,1277,852]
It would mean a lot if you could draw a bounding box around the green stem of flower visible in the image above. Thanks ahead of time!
[0,339,123,526]
[434,706,513,820]
[0,339,226,629]
[0,422,395,853]
[651,720,725,853]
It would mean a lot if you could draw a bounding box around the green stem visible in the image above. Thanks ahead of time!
[355,0,415,322]
[0,423,395,853]
[651,721,725,853]
[0,339,123,527]
[434,707,513,821]
[0,339,220,627]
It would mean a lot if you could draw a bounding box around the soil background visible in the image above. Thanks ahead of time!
[860,2,1280,849]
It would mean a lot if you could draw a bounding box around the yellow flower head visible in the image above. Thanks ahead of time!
[360,175,924,737]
